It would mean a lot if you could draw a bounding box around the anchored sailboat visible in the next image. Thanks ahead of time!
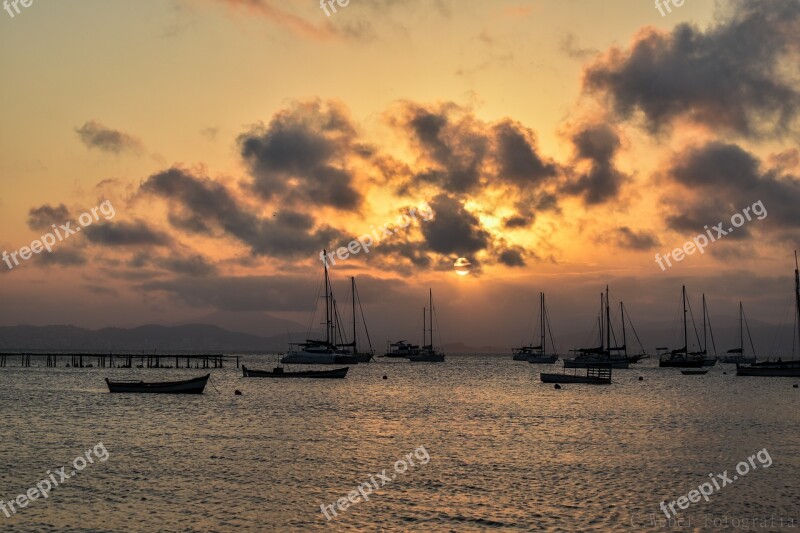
[720,302,758,364]
[737,251,800,377]
[281,250,356,365]
[512,292,558,363]
[659,286,705,368]
[407,289,445,362]
[563,286,631,369]
[336,277,375,362]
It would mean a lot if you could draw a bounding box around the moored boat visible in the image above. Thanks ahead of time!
[563,287,633,369]
[681,369,708,375]
[737,252,800,378]
[541,363,612,384]
[720,302,758,364]
[106,374,210,394]
[242,365,349,378]
[407,289,445,362]
[513,292,559,364]
[382,341,420,358]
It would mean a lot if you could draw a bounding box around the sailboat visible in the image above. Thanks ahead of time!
[659,286,705,368]
[512,292,558,363]
[563,286,630,369]
[281,250,357,365]
[382,341,421,358]
[407,289,445,362]
[336,277,375,363]
[719,302,758,364]
[698,295,719,367]
[737,252,800,377]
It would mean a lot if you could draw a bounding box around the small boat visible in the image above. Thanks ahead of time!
[336,277,375,363]
[738,252,800,378]
[541,363,612,385]
[513,292,559,364]
[563,287,632,369]
[407,289,445,362]
[382,340,420,358]
[719,302,758,364]
[106,374,210,394]
[681,369,708,375]
[659,286,707,368]
[242,365,348,379]
[281,251,358,365]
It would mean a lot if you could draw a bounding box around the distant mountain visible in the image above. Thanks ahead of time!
[0,324,304,353]
[176,310,306,337]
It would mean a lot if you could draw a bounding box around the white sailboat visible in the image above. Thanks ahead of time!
[281,250,355,365]
[512,292,558,363]
[407,289,445,362]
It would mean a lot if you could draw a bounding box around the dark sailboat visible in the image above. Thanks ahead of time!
[659,286,705,368]
[336,277,375,363]
[563,287,631,369]
[720,302,758,364]
[106,374,210,394]
[407,289,445,362]
[513,292,559,364]
[737,252,800,377]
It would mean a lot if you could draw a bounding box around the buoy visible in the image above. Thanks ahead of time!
[383,375,388,380]
[793,384,798,388]
[554,384,561,389]
[234,390,242,396]
[723,372,727,375]
[638,376,643,381]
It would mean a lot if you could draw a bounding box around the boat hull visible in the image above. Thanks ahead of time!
[564,358,628,369]
[106,374,210,394]
[407,354,445,362]
[356,353,374,363]
[702,357,718,367]
[681,370,708,375]
[526,354,559,364]
[659,358,704,368]
[540,373,611,384]
[242,366,349,378]
[720,356,757,364]
[736,362,800,377]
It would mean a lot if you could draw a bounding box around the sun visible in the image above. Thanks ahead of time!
[454,257,471,276]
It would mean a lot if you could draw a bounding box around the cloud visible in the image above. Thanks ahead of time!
[662,141,800,244]
[27,204,71,231]
[559,33,599,60]
[608,226,659,250]
[238,100,363,209]
[420,194,490,255]
[140,167,343,257]
[75,121,143,154]
[583,0,800,138]
[564,122,628,205]
[83,221,171,246]
[214,0,339,41]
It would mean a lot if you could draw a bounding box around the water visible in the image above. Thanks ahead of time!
[0,356,798,532]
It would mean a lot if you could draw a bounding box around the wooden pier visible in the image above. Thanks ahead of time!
[0,353,239,369]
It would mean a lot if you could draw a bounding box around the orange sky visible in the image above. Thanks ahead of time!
[1,0,798,349]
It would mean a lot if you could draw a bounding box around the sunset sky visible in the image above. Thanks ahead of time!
[1,0,799,349]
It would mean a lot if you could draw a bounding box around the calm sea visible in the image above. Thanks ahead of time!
[0,355,798,532]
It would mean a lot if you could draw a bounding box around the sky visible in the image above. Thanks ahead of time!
[1,0,799,351]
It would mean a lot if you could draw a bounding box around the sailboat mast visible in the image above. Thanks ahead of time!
[323,249,331,346]
[620,301,627,356]
[429,288,434,350]
[739,301,744,354]
[703,294,707,354]
[599,293,604,349]
[541,292,546,354]
[351,276,357,353]
[605,285,611,353]
[423,307,426,347]
[683,285,688,354]
[795,251,799,352]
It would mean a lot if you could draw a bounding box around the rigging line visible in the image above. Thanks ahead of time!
[355,283,374,352]
[686,295,702,350]
[545,301,559,354]
[743,306,757,358]
[705,299,718,355]
[625,304,647,354]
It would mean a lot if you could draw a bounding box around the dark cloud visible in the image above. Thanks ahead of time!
[238,100,362,209]
[564,123,628,205]
[155,254,218,277]
[497,247,526,267]
[140,167,343,257]
[393,103,559,194]
[584,0,800,138]
[38,248,87,267]
[83,221,171,246]
[663,142,800,244]
[421,194,490,255]
[559,33,599,60]
[75,121,143,154]
[609,226,659,250]
[27,204,71,231]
